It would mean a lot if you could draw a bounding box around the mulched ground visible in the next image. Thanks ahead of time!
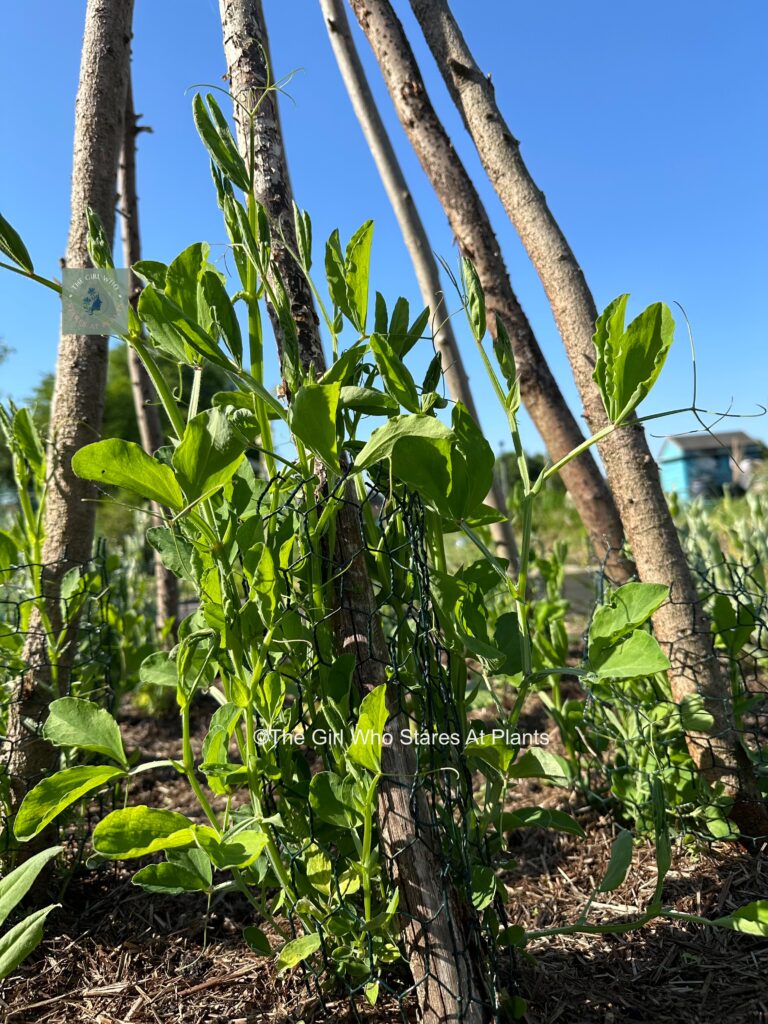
[1,703,767,1024]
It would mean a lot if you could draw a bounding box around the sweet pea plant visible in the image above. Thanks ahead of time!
[2,91,766,1002]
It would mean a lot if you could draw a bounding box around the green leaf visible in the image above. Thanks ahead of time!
[12,407,45,475]
[43,698,128,768]
[598,830,633,892]
[325,230,349,320]
[471,865,497,911]
[146,527,196,582]
[139,285,230,369]
[348,684,389,774]
[710,593,756,656]
[369,334,420,414]
[464,734,515,774]
[139,651,178,689]
[0,211,34,273]
[505,807,586,837]
[132,861,211,895]
[276,932,322,972]
[461,258,486,341]
[678,693,715,732]
[293,204,313,271]
[321,341,367,386]
[0,904,58,981]
[714,900,768,937]
[447,402,496,519]
[492,613,523,677]
[507,747,571,784]
[92,806,195,860]
[72,439,184,510]
[338,386,398,416]
[173,408,245,502]
[14,766,125,841]
[192,93,249,192]
[165,243,209,321]
[589,582,669,652]
[198,270,243,366]
[194,827,269,869]
[590,629,670,680]
[132,260,167,289]
[289,382,341,472]
[309,772,364,827]
[492,315,517,395]
[0,529,18,569]
[0,847,62,927]
[593,296,674,423]
[344,220,374,332]
[354,414,452,469]
[244,926,272,956]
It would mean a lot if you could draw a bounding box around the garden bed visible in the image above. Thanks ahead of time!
[2,705,766,1024]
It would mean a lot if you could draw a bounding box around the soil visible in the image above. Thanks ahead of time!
[1,701,766,1024]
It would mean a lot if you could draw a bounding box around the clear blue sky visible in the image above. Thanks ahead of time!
[1,0,766,457]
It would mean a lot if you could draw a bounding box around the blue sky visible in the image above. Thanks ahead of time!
[1,0,766,457]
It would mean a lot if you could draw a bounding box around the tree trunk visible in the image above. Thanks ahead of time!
[119,76,178,644]
[5,0,134,823]
[347,0,632,585]
[407,0,768,837]
[319,0,517,570]
[219,2,490,1017]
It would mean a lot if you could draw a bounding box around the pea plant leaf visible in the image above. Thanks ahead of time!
[0,211,34,273]
[0,846,62,927]
[348,684,389,774]
[43,697,128,768]
[461,257,486,342]
[354,415,455,515]
[192,92,250,192]
[132,860,211,895]
[290,382,341,472]
[0,904,59,981]
[276,932,322,973]
[598,829,634,892]
[589,582,669,655]
[138,285,231,370]
[309,772,365,828]
[197,269,243,366]
[369,334,421,414]
[344,220,374,332]
[593,295,674,423]
[590,629,670,680]
[72,438,184,510]
[172,407,246,503]
[714,901,768,937]
[14,766,126,841]
[92,806,196,859]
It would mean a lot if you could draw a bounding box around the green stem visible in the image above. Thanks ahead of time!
[130,336,186,440]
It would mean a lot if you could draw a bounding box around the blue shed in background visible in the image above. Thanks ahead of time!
[658,431,764,500]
